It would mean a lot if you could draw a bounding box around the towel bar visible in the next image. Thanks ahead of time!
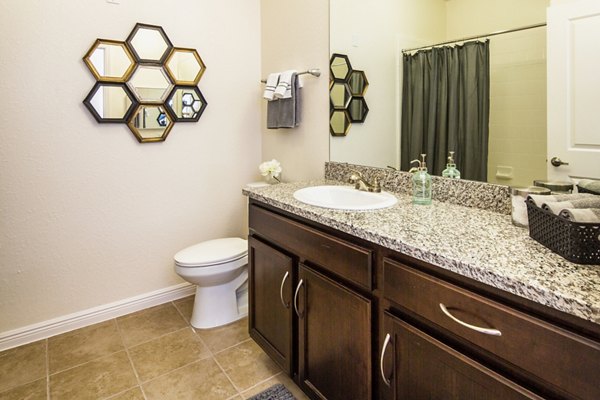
[260,69,321,83]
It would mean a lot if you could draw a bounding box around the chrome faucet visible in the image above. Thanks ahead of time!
[348,170,381,193]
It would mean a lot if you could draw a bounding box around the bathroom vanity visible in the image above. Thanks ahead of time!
[245,179,600,400]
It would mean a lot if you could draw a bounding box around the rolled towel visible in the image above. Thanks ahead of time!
[274,70,295,99]
[263,73,280,101]
[542,197,600,215]
[528,193,595,207]
[559,208,600,223]
[578,179,600,195]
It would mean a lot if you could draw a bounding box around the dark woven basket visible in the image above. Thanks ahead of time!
[526,198,600,265]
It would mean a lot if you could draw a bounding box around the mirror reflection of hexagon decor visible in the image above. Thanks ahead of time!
[126,23,173,64]
[330,53,352,82]
[165,86,207,122]
[83,22,208,143]
[83,39,136,83]
[348,70,369,97]
[348,97,369,123]
[165,48,206,85]
[127,104,174,143]
[330,110,351,137]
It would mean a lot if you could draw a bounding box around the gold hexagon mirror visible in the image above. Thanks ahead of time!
[127,65,173,104]
[165,48,206,85]
[330,53,352,82]
[127,104,174,142]
[330,110,351,137]
[83,39,136,82]
[83,82,137,122]
[348,70,369,97]
[330,82,352,109]
[126,23,173,64]
[348,97,369,123]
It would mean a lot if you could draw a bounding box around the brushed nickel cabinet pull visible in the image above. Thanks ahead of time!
[439,303,502,336]
[279,271,290,309]
[294,279,304,318]
[380,333,392,387]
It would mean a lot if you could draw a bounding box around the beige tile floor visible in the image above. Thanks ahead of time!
[0,296,309,400]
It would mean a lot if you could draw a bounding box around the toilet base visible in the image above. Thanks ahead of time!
[190,268,248,329]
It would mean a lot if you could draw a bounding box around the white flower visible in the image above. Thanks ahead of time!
[259,159,282,181]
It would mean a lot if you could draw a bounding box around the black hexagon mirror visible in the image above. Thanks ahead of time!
[83,23,207,143]
[347,70,369,97]
[127,65,173,104]
[330,110,351,137]
[127,104,174,143]
[166,86,207,122]
[83,40,136,82]
[83,82,137,123]
[165,48,206,85]
[348,97,369,123]
[126,23,173,64]
[330,53,352,82]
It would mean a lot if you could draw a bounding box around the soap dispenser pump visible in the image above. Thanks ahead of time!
[410,154,432,205]
[442,151,461,179]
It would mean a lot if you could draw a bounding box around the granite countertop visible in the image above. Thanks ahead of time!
[244,180,600,325]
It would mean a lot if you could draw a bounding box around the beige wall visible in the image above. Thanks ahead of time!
[260,0,330,182]
[0,0,261,334]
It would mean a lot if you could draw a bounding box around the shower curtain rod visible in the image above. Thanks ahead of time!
[401,22,546,53]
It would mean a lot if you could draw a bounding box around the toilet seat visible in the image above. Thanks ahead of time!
[174,238,247,267]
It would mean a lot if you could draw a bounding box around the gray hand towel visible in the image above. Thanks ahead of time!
[267,73,302,129]
[542,197,600,215]
[528,193,595,207]
[559,208,600,223]
[578,179,600,195]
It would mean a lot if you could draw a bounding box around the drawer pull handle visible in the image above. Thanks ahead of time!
[380,333,392,387]
[279,271,290,309]
[294,279,304,318]
[439,303,502,336]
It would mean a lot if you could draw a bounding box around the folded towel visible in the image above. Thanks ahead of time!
[263,73,280,101]
[274,70,295,99]
[528,193,595,207]
[542,197,600,215]
[559,208,600,223]
[578,179,600,195]
[267,72,302,129]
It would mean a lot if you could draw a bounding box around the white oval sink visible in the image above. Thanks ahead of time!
[293,185,398,210]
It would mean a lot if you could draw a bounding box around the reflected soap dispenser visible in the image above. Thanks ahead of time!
[410,154,432,205]
[442,151,461,179]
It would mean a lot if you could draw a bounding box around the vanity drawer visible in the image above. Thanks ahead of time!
[383,258,600,400]
[249,204,372,290]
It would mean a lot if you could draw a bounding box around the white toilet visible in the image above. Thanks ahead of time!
[174,237,248,329]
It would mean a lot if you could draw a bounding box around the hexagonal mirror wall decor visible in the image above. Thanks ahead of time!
[83,39,136,82]
[165,48,206,85]
[347,70,369,97]
[329,54,369,136]
[330,53,352,82]
[330,110,351,137]
[166,86,207,122]
[348,97,369,123]
[330,82,352,110]
[83,22,208,143]
[83,82,137,123]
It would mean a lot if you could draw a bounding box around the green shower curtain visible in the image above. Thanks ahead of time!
[400,40,490,181]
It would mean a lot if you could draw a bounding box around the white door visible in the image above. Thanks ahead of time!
[547,0,600,180]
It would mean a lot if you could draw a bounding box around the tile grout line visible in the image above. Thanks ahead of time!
[45,339,50,400]
[238,371,287,398]
[114,318,148,400]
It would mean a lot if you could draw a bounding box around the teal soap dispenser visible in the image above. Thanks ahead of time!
[442,151,461,179]
[410,154,432,205]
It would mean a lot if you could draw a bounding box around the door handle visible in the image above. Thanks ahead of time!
[550,157,569,167]
[279,271,290,309]
[380,333,392,387]
[293,279,304,318]
[439,303,502,336]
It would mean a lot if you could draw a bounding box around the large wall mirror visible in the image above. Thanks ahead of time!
[83,23,207,143]
[330,0,549,187]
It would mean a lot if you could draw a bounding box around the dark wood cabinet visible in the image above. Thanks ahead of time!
[248,236,293,374]
[297,264,372,400]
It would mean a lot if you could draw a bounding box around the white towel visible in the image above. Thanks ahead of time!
[542,197,600,215]
[274,70,295,99]
[528,193,595,207]
[559,208,600,223]
[263,73,280,101]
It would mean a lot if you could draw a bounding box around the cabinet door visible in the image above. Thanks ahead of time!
[297,264,372,400]
[379,312,541,400]
[248,236,293,374]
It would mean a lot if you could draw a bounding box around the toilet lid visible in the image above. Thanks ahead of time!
[174,238,248,267]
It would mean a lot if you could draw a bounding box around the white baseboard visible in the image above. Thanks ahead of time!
[0,283,195,351]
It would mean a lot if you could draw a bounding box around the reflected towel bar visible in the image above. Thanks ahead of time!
[260,69,321,83]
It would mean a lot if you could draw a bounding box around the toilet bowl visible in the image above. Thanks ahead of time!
[174,237,248,329]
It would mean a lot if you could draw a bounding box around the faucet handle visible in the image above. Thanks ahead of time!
[348,169,363,184]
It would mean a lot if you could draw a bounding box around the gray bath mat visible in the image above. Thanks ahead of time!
[248,383,296,400]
